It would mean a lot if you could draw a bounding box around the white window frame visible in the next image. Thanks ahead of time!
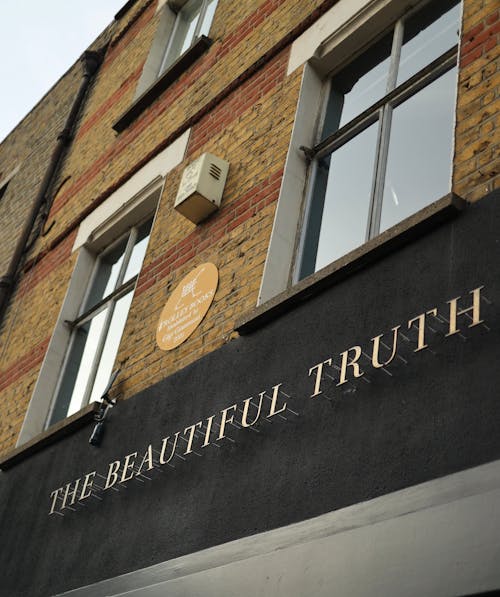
[134,0,217,100]
[158,0,218,76]
[46,216,154,427]
[17,131,190,445]
[258,0,462,305]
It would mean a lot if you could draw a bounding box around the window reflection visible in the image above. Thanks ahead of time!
[84,238,128,311]
[50,218,153,426]
[300,0,460,279]
[50,310,107,423]
[380,67,457,232]
[89,291,134,403]
[124,220,152,282]
[199,0,217,37]
[398,1,460,85]
[330,32,392,131]
[314,123,378,272]
[160,0,218,75]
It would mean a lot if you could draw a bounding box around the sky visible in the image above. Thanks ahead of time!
[0,0,127,142]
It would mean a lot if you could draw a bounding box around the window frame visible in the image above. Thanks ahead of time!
[297,7,459,279]
[17,131,190,447]
[258,0,463,305]
[46,218,153,426]
[158,0,217,77]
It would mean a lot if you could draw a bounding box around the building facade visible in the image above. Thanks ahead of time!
[0,0,499,595]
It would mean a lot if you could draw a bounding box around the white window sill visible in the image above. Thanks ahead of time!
[0,403,100,470]
[112,35,212,133]
[236,193,466,334]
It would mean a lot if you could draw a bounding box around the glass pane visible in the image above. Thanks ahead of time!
[162,0,202,72]
[398,1,460,85]
[301,121,379,277]
[83,237,128,311]
[88,291,134,403]
[123,219,152,282]
[199,0,218,37]
[328,31,392,132]
[179,10,201,55]
[49,309,108,424]
[380,66,457,232]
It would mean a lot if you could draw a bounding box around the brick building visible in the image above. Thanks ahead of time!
[0,0,499,595]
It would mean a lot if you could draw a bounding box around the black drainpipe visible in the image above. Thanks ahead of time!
[0,49,104,327]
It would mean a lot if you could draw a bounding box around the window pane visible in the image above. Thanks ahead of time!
[123,219,152,282]
[88,291,134,403]
[398,1,460,85]
[199,0,217,37]
[84,237,128,311]
[301,122,378,277]
[380,67,457,232]
[178,11,201,56]
[50,309,108,424]
[162,0,202,72]
[328,31,392,132]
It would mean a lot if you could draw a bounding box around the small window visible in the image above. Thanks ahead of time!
[46,219,152,426]
[298,0,460,279]
[158,0,218,76]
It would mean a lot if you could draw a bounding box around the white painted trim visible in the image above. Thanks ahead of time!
[59,459,500,596]
[258,65,324,303]
[136,3,177,97]
[287,0,422,77]
[73,129,190,251]
[17,249,96,445]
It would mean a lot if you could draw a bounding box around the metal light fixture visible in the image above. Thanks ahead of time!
[89,369,120,447]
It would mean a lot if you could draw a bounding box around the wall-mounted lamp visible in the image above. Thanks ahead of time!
[89,369,120,447]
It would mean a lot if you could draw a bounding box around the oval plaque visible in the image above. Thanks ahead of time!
[156,262,218,351]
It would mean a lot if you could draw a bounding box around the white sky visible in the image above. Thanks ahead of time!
[0,0,127,142]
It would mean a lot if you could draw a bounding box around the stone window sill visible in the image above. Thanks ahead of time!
[0,403,100,470]
[236,193,466,335]
[112,35,212,133]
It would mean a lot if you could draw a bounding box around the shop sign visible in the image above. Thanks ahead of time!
[49,285,486,516]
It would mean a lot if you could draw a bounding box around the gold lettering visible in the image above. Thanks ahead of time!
[337,346,364,386]
[201,416,214,448]
[80,472,96,501]
[61,479,81,509]
[120,452,138,483]
[183,422,203,454]
[218,405,237,440]
[371,326,401,367]
[407,309,437,352]
[49,488,62,515]
[308,359,332,397]
[267,384,287,418]
[104,460,121,490]
[241,394,263,427]
[447,286,484,337]
[136,445,154,476]
[159,432,180,464]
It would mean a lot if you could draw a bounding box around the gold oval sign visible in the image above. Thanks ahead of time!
[156,262,218,351]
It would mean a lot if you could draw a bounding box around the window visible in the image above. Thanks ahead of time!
[123,0,218,123]
[297,0,460,278]
[46,219,152,426]
[158,0,218,76]
[19,135,189,445]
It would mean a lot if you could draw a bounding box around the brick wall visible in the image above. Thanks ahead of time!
[454,0,499,200]
[0,0,498,457]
